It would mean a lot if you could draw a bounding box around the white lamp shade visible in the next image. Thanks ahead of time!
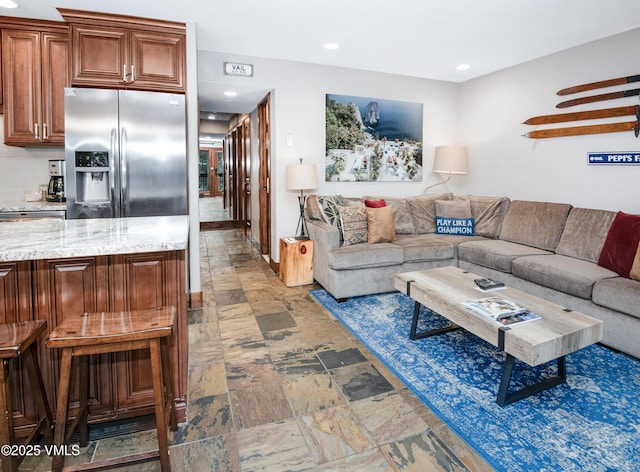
[432,146,469,175]
[286,163,318,190]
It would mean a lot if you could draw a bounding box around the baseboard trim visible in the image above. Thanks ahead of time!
[200,220,243,230]
[189,291,203,308]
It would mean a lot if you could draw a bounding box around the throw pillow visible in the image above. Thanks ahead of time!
[435,199,472,218]
[317,195,345,231]
[365,198,387,208]
[435,216,475,235]
[338,205,368,246]
[454,195,511,238]
[598,211,640,280]
[434,198,475,236]
[406,193,453,234]
[365,196,415,234]
[317,195,345,225]
[367,205,396,243]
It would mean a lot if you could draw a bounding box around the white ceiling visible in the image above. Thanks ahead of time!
[6,0,640,114]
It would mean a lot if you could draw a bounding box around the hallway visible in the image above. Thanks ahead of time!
[20,228,492,471]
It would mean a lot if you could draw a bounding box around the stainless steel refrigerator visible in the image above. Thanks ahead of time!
[64,88,187,219]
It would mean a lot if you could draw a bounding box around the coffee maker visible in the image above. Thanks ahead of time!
[47,159,66,202]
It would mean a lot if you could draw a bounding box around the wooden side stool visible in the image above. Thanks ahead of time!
[46,307,178,472]
[0,320,54,472]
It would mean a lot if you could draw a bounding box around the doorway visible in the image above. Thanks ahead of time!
[199,93,271,260]
[198,147,224,198]
[198,94,272,262]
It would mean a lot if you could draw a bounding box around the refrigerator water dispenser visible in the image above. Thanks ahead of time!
[75,151,110,202]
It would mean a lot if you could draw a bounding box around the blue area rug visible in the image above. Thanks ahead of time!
[311,289,640,472]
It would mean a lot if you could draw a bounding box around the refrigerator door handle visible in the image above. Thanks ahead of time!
[110,128,118,215]
[121,127,128,216]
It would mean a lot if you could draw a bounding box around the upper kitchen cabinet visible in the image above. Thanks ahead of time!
[59,9,186,93]
[1,19,69,146]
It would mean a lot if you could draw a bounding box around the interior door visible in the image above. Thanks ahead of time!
[210,148,223,197]
[242,118,251,239]
[198,149,210,195]
[258,95,271,255]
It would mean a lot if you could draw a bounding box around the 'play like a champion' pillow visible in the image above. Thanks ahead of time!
[434,199,475,236]
[435,216,475,235]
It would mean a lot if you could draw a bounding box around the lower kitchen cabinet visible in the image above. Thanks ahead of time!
[108,251,186,414]
[33,256,113,422]
[0,261,38,438]
[4,250,189,436]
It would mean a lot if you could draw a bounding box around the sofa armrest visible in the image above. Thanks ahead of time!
[306,218,341,250]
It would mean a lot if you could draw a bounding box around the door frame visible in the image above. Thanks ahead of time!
[258,94,271,256]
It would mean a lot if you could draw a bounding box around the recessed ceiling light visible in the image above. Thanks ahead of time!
[456,64,471,71]
[223,91,237,97]
[207,114,216,120]
[324,42,339,50]
[0,0,18,8]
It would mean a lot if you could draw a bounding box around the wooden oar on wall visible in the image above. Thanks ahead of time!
[523,120,639,139]
[523,101,640,139]
[557,74,640,95]
[524,105,638,125]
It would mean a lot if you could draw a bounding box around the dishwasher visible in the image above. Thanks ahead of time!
[0,210,66,222]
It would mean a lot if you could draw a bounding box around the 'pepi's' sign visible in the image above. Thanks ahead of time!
[588,152,640,165]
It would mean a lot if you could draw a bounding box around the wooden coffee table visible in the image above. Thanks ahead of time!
[394,266,603,406]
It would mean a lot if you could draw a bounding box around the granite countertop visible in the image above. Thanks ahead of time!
[0,215,189,261]
[0,200,66,212]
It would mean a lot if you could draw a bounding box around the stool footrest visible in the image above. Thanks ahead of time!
[61,450,161,471]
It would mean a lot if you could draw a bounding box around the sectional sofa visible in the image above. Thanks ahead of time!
[305,193,640,359]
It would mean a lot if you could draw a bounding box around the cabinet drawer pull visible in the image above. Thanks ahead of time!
[123,64,128,83]
[43,123,48,140]
[131,65,135,82]
[34,123,39,140]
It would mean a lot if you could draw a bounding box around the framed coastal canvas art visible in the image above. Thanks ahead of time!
[325,94,423,182]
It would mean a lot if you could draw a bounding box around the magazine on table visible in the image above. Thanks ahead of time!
[462,296,540,324]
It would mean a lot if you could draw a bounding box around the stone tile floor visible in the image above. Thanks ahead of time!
[19,228,494,471]
[199,196,232,222]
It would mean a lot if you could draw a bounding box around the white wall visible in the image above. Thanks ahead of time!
[186,22,201,297]
[0,118,65,200]
[198,51,459,260]
[458,28,640,213]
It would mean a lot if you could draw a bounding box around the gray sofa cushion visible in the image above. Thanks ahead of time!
[392,235,454,263]
[364,196,415,234]
[458,239,552,272]
[499,200,572,251]
[555,208,617,263]
[592,277,640,319]
[435,199,472,218]
[328,243,404,270]
[305,195,324,221]
[406,193,453,234]
[455,195,511,238]
[512,254,619,299]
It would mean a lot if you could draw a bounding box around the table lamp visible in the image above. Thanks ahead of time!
[286,158,318,240]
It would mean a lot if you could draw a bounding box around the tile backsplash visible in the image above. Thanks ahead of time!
[0,116,65,201]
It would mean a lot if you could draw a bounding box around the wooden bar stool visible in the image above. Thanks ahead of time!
[0,320,54,472]
[46,307,178,472]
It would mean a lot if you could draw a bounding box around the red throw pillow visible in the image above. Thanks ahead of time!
[364,199,386,208]
[597,211,640,280]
